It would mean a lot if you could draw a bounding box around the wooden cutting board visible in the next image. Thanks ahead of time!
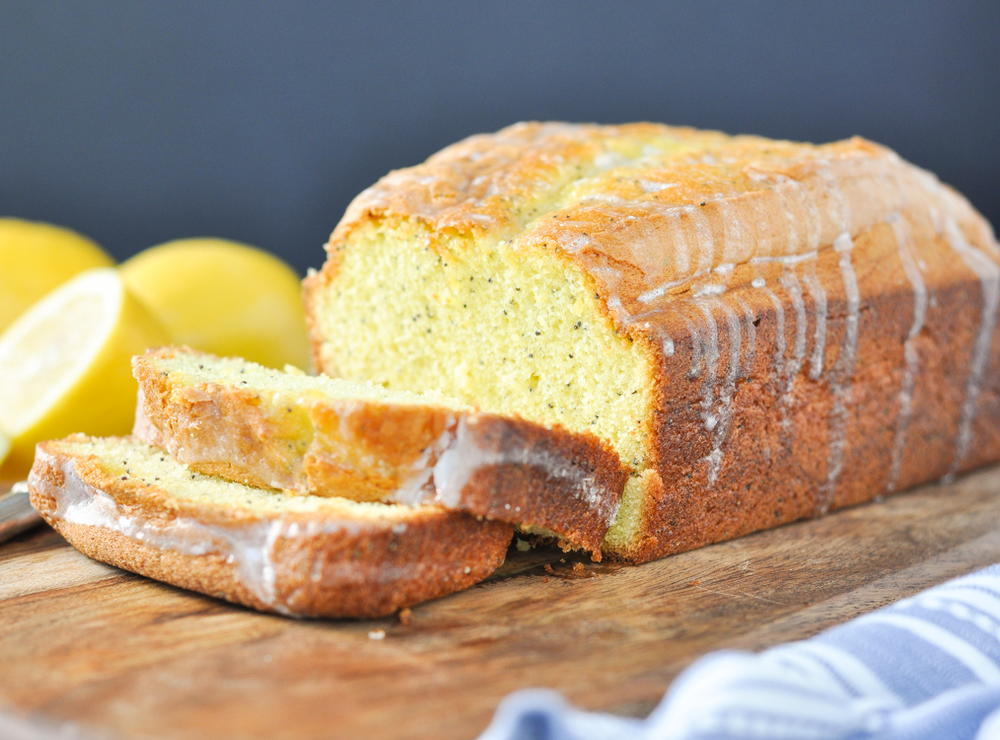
[2,468,1000,740]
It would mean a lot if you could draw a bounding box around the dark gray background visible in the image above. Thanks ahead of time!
[3,1,998,274]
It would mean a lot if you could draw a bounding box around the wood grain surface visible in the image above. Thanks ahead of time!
[2,467,1000,740]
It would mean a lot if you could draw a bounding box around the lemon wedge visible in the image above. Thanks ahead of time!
[0,268,170,479]
[0,218,114,332]
[121,238,311,370]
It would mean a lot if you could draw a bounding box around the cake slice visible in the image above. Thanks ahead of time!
[28,435,513,618]
[132,346,626,557]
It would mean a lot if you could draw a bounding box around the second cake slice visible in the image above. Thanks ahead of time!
[132,346,626,557]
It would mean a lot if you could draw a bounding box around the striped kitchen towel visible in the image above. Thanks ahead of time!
[479,564,1000,740]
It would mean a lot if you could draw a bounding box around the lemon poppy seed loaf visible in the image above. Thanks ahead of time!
[131,346,626,556]
[304,121,1000,562]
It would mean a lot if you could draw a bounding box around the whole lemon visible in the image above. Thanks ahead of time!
[0,218,114,331]
[121,238,311,370]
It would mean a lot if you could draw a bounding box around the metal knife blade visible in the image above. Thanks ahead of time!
[0,482,41,543]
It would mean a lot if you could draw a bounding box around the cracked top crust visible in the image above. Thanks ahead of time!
[325,122,995,329]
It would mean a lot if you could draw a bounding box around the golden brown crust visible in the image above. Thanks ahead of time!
[321,122,992,306]
[325,123,739,243]
[133,347,627,557]
[616,211,1000,562]
[28,437,513,618]
[307,121,1000,563]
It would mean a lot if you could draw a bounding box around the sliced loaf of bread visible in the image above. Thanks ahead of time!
[304,122,1000,562]
[28,435,513,618]
[132,346,626,557]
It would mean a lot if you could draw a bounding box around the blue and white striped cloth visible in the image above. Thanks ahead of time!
[479,564,1000,740]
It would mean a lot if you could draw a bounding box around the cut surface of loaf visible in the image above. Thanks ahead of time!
[304,121,1000,562]
[28,435,513,617]
[132,346,626,556]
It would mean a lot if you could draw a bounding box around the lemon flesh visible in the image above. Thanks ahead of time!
[121,239,310,370]
[0,268,170,479]
[0,218,114,331]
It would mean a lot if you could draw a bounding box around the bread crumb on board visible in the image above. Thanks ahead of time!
[367,629,386,640]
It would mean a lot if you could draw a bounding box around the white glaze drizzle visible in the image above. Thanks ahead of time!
[693,283,727,297]
[568,148,995,501]
[749,251,818,266]
[785,179,828,389]
[939,215,1000,479]
[753,179,819,432]
[632,203,736,304]
[634,205,710,305]
[740,191,785,379]
[639,179,678,193]
[813,169,857,510]
[626,306,679,360]
[602,293,628,324]
[905,167,1000,481]
[694,298,743,483]
[909,164,1000,257]
[886,214,928,492]
[778,271,809,431]
[637,275,695,304]
[769,174,800,257]
[669,209,692,276]
[793,176,823,254]
[718,199,744,264]
[711,299,744,482]
[734,296,757,378]
[815,232,860,513]
[801,263,828,380]
[694,301,721,435]
[392,415,618,524]
[818,164,852,235]
[561,234,592,253]
[689,204,716,277]
[661,332,676,357]
[682,313,705,378]
[673,169,859,494]
[760,282,787,375]
[630,162,859,308]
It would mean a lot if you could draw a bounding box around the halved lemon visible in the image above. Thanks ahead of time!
[0,268,171,479]
[0,218,114,332]
[120,238,311,370]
